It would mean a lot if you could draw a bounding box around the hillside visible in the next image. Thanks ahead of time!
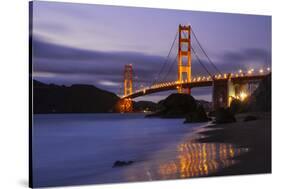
[33,80,120,113]
[133,101,159,112]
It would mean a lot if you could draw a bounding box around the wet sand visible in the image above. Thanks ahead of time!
[196,112,271,176]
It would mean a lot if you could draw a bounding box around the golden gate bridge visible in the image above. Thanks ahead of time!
[118,24,270,112]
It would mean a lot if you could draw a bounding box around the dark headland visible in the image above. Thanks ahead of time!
[33,80,120,113]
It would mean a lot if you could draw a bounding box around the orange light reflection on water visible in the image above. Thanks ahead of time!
[157,142,248,179]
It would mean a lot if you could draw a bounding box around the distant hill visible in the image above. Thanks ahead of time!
[133,101,159,112]
[33,80,120,114]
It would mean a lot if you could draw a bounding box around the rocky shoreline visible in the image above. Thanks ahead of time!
[197,112,271,176]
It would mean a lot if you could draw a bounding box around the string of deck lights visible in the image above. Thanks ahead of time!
[122,67,271,98]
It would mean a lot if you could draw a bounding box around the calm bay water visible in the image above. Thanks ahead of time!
[33,113,246,187]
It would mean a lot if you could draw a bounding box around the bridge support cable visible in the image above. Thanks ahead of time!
[157,44,179,83]
[161,52,179,83]
[151,31,179,86]
[191,46,213,79]
[191,28,223,76]
[132,68,140,91]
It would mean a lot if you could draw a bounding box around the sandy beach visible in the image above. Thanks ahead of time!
[197,112,271,176]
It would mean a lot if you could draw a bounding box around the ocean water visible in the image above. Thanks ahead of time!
[32,113,246,187]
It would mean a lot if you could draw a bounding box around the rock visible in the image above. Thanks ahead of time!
[230,98,245,114]
[244,115,258,122]
[208,110,216,117]
[184,105,209,123]
[148,93,197,118]
[214,108,236,124]
[196,100,212,112]
[112,160,134,167]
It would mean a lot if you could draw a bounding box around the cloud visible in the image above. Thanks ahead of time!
[32,36,167,92]
[33,36,166,74]
[98,80,120,87]
[219,48,271,71]
[222,48,270,62]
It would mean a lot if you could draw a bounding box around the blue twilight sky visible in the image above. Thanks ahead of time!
[31,1,271,102]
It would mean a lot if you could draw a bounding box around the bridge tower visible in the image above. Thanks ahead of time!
[118,64,133,112]
[124,64,133,96]
[178,24,192,94]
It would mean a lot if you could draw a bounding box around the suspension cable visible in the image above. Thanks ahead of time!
[191,46,213,78]
[181,31,213,78]
[132,68,138,90]
[191,28,223,75]
[161,52,178,82]
[151,31,178,85]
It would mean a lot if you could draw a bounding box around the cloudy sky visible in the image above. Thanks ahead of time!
[31,1,271,102]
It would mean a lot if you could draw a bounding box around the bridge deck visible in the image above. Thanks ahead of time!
[122,74,268,99]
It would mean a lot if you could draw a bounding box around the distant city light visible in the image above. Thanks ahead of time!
[238,69,242,73]
[259,69,264,74]
[267,67,271,71]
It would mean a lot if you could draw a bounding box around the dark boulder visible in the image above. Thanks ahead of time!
[208,110,216,117]
[146,93,197,118]
[214,108,236,124]
[196,100,212,112]
[244,115,258,122]
[230,98,245,114]
[112,160,134,167]
[184,105,209,123]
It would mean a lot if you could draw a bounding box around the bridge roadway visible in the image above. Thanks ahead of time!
[122,74,268,99]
